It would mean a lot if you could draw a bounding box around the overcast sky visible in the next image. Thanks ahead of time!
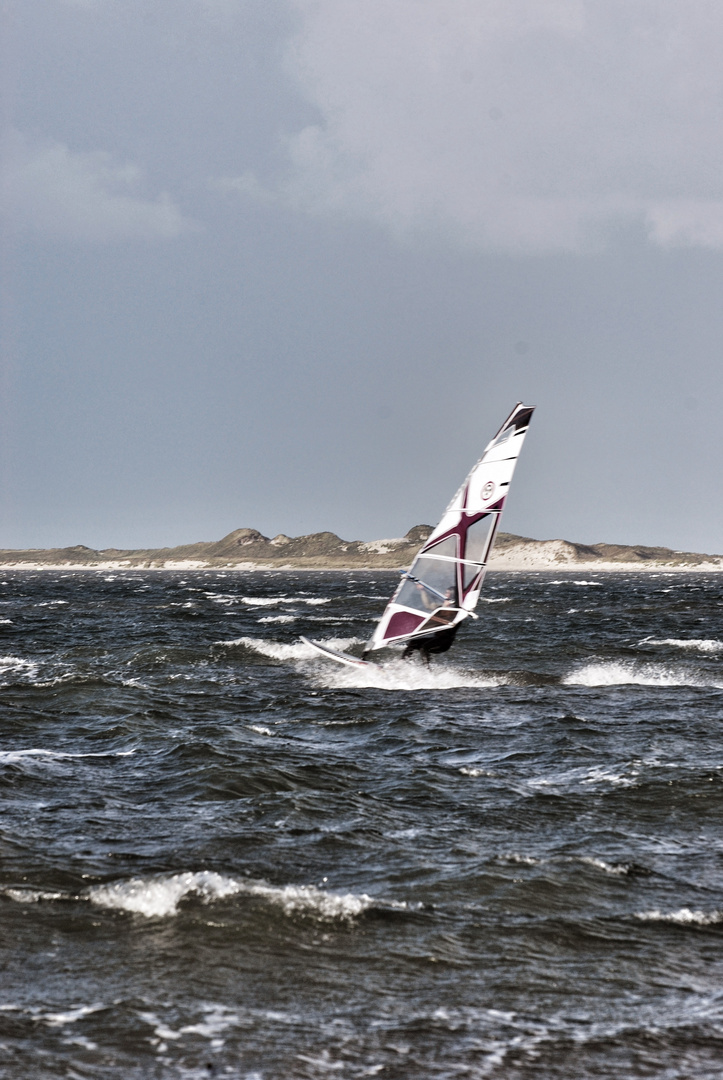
[1,0,723,552]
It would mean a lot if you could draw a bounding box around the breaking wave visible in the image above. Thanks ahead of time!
[0,655,39,682]
[87,871,382,920]
[639,637,723,654]
[500,854,632,875]
[0,748,136,765]
[634,908,723,927]
[562,661,723,688]
[241,596,331,607]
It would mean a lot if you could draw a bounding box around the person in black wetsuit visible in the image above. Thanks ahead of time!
[401,623,459,664]
[401,585,458,664]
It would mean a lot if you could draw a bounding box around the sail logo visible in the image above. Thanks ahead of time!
[481,481,495,501]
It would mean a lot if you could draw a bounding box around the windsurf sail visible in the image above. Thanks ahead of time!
[363,402,534,658]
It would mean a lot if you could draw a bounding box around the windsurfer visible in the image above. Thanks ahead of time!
[402,624,459,664]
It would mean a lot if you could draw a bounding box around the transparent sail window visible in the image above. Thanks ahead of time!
[464,515,496,564]
[396,556,458,613]
[424,536,458,561]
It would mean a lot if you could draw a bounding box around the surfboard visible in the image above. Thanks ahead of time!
[300,636,372,668]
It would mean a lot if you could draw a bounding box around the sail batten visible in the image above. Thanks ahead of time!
[365,402,535,654]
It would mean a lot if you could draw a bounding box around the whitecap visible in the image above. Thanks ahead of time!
[639,637,723,654]
[0,748,136,765]
[241,596,293,607]
[635,907,723,926]
[562,661,720,688]
[42,1003,105,1027]
[501,854,541,866]
[0,655,39,680]
[241,596,331,607]
[258,615,296,624]
[1,887,68,903]
[576,856,630,875]
[87,870,382,921]
[89,870,241,918]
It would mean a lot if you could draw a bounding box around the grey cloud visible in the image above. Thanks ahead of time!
[0,129,195,242]
[220,0,723,254]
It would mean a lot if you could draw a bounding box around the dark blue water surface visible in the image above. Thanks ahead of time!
[2,569,723,1078]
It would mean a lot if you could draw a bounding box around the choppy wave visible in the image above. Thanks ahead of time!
[500,853,632,875]
[562,660,723,688]
[87,871,380,920]
[635,908,723,927]
[0,748,136,765]
[241,596,331,607]
[639,637,723,654]
[257,615,296,624]
[0,655,39,681]
[1,887,69,903]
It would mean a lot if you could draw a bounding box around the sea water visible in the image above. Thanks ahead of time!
[1,569,723,1078]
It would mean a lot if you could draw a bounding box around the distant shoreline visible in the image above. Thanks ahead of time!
[0,526,721,572]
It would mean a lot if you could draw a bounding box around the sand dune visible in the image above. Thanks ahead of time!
[0,526,720,571]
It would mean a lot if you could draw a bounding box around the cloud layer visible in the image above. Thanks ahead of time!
[1,129,193,242]
[224,0,723,253]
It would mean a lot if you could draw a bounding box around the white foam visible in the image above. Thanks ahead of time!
[581,765,637,787]
[89,871,242,917]
[0,748,136,764]
[572,580,603,586]
[501,854,629,875]
[576,856,630,875]
[218,636,362,662]
[562,661,719,688]
[241,596,331,607]
[258,615,296,624]
[2,887,68,903]
[502,854,541,866]
[635,907,723,926]
[248,725,273,736]
[42,1003,105,1027]
[241,596,293,606]
[480,597,511,603]
[87,871,379,920]
[640,637,723,654]
[311,659,507,692]
[0,655,39,680]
